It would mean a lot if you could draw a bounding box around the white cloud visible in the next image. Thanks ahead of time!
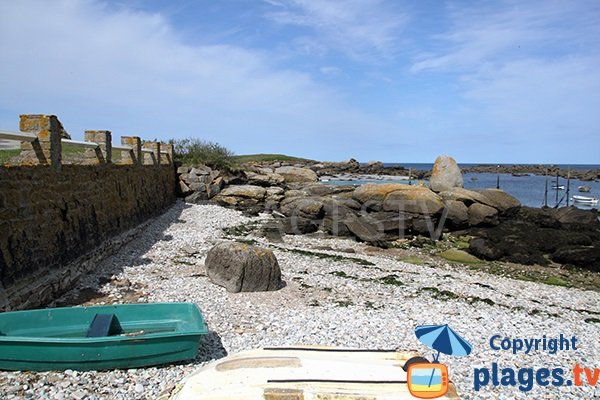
[0,0,383,158]
[264,0,407,61]
[408,0,600,157]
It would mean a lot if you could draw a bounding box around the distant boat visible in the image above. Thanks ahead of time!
[578,185,591,193]
[552,184,565,190]
[470,176,478,181]
[512,172,529,177]
[572,195,599,205]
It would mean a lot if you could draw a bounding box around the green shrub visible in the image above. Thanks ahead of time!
[171,138,234,169]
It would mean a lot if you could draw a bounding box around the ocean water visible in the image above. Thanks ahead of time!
[326,164,600,209]
[383,163,600,171]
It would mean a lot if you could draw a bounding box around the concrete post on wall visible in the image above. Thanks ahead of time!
[84,130,112,164]
[163,143,173,165]
[121,136,142,165]
[143,141,161,166]
[19,114,63,171]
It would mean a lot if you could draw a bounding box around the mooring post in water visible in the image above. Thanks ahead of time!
[566,169,570,207]
[555,171,559,206]
[496,165,500,189]
[544,168,548,208]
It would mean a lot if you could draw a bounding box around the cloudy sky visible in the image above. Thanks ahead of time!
[1,0,599,163]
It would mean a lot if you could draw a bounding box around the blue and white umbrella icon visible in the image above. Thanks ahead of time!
[415,324,473,363]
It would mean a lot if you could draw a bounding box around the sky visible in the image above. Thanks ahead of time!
[0,0,599,164]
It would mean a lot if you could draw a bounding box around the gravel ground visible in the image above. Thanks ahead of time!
[1,200,599,400]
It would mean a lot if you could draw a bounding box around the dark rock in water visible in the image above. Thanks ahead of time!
[555,206,600,226]
[551,247,600,271]
[469,237,504,260]
[468,203,498,226]
[205,242,283,293]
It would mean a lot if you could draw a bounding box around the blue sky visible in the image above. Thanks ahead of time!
[0,0,599,163]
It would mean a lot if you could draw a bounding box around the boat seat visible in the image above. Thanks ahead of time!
[86,313,116,337]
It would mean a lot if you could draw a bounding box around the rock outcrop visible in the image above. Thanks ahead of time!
[275,166,318,183]
[429,155,463,192]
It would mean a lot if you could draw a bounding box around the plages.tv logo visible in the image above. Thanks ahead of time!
[403,324,473,399]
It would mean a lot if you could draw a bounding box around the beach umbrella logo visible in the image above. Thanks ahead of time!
[405,324,473,399]
[415,324,473,362]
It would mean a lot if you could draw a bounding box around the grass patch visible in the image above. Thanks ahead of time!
[438,249,482,264]
[544,276,570,287]
[223,221,261,237]
[285,248,375,266]
[0,149,20,165]
[467,296,496,306]
[235,239,259,246]
[398,255,425,265]
[365,301,384,310]
[334,299,354,307]
[378,274,403,286]
[308,299,321,307]
[232,153,313,164]
[585,317,600,324]
[329,271,358,279]
[420,287,459,300]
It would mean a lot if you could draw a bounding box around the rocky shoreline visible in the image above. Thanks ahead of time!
[239,158,600,181]
[176,158,600,272]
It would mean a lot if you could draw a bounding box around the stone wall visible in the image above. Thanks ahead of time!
[0,164,176,311]
[0,115,176,310]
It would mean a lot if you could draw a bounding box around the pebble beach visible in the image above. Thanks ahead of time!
[1,201,599,400]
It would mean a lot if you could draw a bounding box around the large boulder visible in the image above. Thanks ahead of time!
[438,188,489,206]
[429,155,463,192]
[279,197,325,234]
[275,166,318,183]
[382,187,445,215]
[551,246,600,271]
[205,242,283,292]
[476,189,521,216]
[213,185,266,208]
[468,203,499,226]
[468,237,504,260]
[442,200,469,228]
[246,171,285,187]
[343,215,385,244]
[353,183,411,210]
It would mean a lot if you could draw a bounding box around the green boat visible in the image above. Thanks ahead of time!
[0,302,209,371]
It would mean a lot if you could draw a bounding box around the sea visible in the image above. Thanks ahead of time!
[326,163,600,209]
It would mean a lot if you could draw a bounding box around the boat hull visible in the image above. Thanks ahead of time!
[165,347,461,400]
[0,303,208,371]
